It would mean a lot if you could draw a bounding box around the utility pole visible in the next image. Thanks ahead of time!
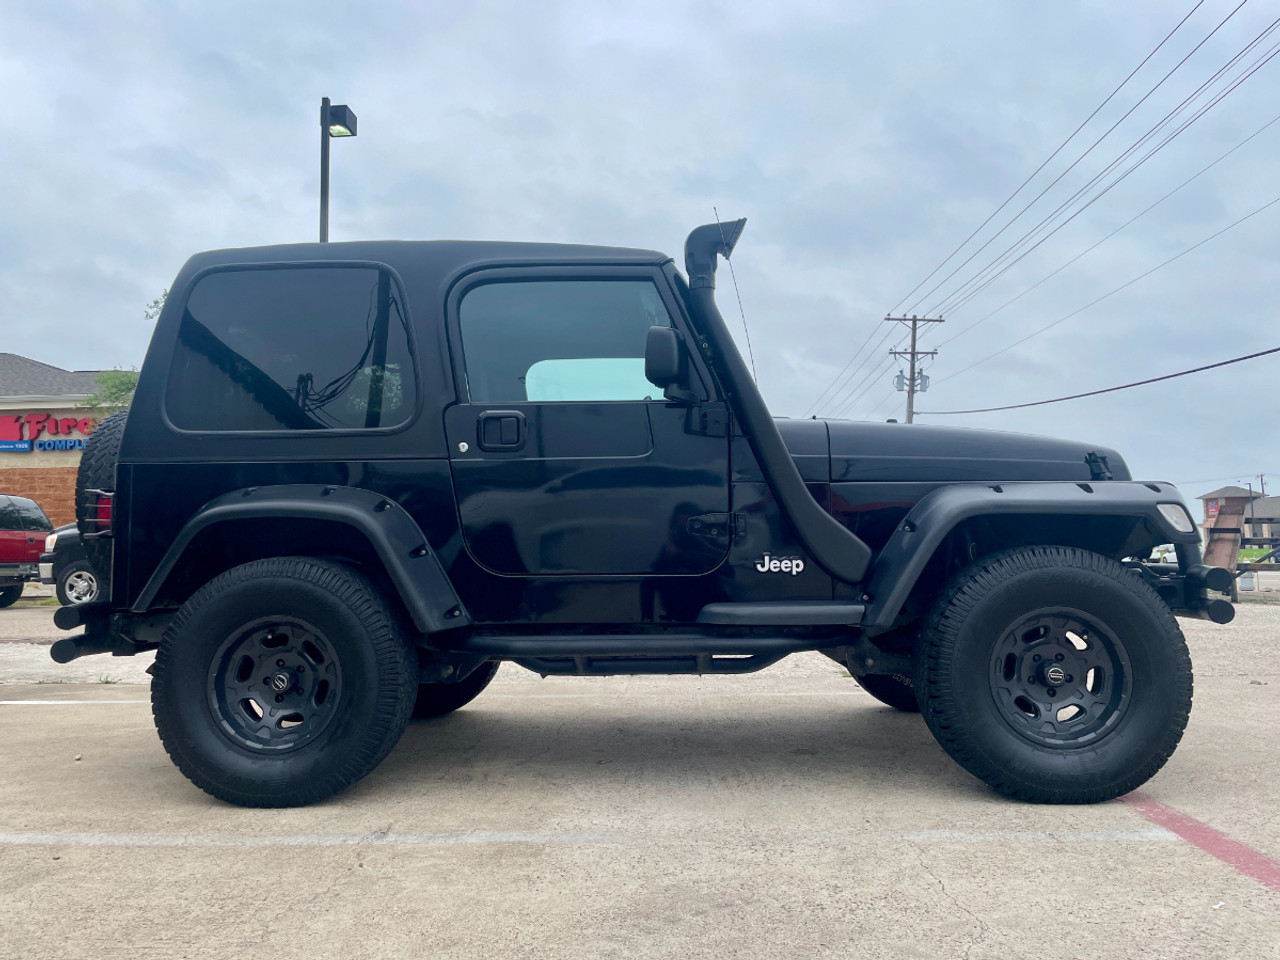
[885,315,943,423]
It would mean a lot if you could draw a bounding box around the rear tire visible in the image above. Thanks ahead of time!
[853,671,921,712]
[0,586,21,608]
[74,410,128,592]
[915,545,1192,804]
[413,661,500,719]
[152,557,416,807]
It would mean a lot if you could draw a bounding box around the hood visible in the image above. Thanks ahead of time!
[820,420,1130,483]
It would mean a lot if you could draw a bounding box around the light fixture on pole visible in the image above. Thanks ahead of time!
[319,97,358,242]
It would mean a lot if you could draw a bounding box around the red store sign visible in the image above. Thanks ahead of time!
[0,413,98,453]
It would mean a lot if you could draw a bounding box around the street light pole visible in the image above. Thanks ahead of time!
[318,98,357,243]
[319,98,331,242]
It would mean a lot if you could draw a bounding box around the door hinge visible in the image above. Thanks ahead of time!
[687,513,744,541]
[687,402,728,437]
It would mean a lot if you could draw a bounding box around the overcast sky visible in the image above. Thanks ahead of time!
[3,0,1277,500]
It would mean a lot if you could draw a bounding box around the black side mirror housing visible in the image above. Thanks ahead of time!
[644,326,698,404]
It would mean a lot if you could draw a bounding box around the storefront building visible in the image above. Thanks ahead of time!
[0,354,102,526]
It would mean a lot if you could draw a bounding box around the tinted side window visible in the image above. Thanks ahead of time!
[459,280,672,403]
[0,498,18,531]
[12,498,50,532]
[166,266,415,431]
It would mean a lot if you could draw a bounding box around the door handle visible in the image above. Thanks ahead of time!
[477,410,526,452]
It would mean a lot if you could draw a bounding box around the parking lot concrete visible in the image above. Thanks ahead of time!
[1,603,1277,959]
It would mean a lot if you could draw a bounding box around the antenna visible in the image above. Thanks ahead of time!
[714,206,757,383]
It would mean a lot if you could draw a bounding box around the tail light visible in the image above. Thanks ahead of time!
[89,492,113,536]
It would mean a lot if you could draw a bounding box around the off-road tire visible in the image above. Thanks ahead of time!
[74,410,128,591]
[152,557,416,807]
[915,545,1192,804]
[0,586,21,608]
[56,561,100,606]
[854,671,921,712]
[413,661,500,719]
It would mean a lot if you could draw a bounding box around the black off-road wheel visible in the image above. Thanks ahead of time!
[74,410,128,591]
[413,661,500,719]
[56,562,100,605]
[0,586,21,608]
[916,545,1192,804]
[853,671,921,712]
[152,557,416,807]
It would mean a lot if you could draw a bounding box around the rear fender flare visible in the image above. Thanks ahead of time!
[861,481,1200,631]
[132,484,470,635]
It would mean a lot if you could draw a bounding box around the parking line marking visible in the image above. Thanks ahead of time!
[1120,792,1280,893]
[0,692,860,706]
[0,830,609,848]
[0,826,1181,850]
[0,700,149,705]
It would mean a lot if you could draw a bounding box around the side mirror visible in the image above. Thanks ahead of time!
[645,326,698,404]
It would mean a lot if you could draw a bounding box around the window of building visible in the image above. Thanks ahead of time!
[166,266,415,431]
[458,280,673,403]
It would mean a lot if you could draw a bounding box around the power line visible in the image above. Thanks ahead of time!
[917,345,1280,415]
[934,109,1280,350]
[886,1,1205,316]
[931,192,1280,387]
[819,325,907,416]
[830,348,903,419]
[925,21,1280,319]
[907,1,1251,318]
[801,322,889,416]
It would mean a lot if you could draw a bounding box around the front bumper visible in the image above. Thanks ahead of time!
[39,556,54,584]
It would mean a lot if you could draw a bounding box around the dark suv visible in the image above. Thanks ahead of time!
[54,220,1232,807]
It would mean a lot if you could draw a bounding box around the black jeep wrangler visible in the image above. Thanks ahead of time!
[54,220,1232,807]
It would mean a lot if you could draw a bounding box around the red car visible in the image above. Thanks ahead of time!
[0,494,53,607]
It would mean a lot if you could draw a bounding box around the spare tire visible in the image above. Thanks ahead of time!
[74,411,128,594]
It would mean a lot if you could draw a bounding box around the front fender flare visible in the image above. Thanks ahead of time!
[861,481,1199,631]
[132,484,471,634]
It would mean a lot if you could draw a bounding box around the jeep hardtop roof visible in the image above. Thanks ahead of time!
[178,239,673,281]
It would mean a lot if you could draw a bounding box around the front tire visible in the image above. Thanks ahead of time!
[916,546,1192,804]
[152,558,416,807]
[56,562,100,605]
[0,586,21,608]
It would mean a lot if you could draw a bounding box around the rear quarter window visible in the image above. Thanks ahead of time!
[165,265,416,432]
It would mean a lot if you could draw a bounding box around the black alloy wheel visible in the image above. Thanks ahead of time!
[207,618,343,752]
[152,557,416,807]
[916,545,1192,804]
[989,610,1131,748]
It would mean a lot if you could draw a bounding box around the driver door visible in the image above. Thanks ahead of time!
[444,268,730,578]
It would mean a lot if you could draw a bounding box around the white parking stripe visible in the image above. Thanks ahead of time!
[0,827,1177,848]
[1,691,860,706]
[0,701,148,706]
[0,700,149,705]
[0,830,608,847]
